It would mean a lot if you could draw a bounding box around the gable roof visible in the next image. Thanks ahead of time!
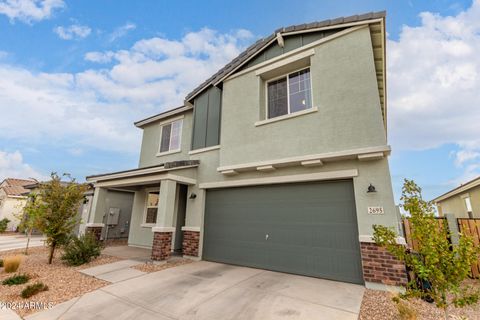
[185,11,386,102]
[433,176,480,203]
[134,11,387,129]
[134,105,192,128]
[0,178,36,197]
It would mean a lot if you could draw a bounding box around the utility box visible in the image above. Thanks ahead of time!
[107,207,120,225]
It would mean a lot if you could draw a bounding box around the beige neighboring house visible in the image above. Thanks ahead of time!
[0,178,36,231]
[433,176,480,218]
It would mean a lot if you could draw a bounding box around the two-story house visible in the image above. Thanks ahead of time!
[86,12,406,289]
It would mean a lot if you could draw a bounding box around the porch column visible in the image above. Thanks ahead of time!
[151,179,177,260]
[85,187,107,241]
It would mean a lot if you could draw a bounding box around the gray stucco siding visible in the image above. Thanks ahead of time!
[188,148,398,237]
[138,111,193,168]
[219,27,385,167]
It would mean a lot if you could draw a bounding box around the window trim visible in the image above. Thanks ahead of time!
[264,66,314,120]
[142,188,159,227]
[157,116,184,157]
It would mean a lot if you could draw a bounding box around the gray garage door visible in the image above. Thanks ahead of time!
[203,180,364,284]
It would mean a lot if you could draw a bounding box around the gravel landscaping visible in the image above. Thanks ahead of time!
[360,281,480,320]
[132,257,192,273]
[0,246,122,317]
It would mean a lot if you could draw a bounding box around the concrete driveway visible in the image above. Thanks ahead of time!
[27,261,365,320]
[0,234,45,252]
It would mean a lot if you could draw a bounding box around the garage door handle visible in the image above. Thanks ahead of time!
[265,234,269,240]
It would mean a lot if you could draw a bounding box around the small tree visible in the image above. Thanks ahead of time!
[35,173,88,264]
[16,193,42,255]
[373,179,480,319]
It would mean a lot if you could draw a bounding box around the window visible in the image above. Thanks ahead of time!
[159,119,183,154]
[464,196,473,218]
[267,68,312,119]
[145,191,159,224]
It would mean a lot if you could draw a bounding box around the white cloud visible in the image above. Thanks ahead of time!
[54,24,91,40]
[389,0,480,182]
[0,28,253,156]
[0,150,45,181]
[84,51,115,63]
[0,0,64,23]
[109,22,136,42]
[453,149,480,167]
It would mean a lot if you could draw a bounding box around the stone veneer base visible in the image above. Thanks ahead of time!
[85,226,103,241]
[360,242,408,287]
[151,231,172,261]
[182,230,200,257]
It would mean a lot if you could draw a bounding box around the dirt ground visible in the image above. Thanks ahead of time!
[360,281,480,320]
[0,246,122,317]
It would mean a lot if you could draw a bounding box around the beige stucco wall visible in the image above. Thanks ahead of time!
[437,185,480,218]
[0,196,27,231]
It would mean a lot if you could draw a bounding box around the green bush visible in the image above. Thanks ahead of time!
[21,282,48,298]
[0,259,3,268]
[61,234,102,266]
[0,218,10,233]
[2,274,30,286]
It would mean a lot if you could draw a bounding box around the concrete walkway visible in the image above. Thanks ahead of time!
[0,234,45,252]
[80,259,146,283]
[26,261,365,320]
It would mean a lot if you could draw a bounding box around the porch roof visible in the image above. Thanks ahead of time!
[86,160,199,184]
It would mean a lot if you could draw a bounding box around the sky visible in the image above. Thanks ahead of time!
[0,0,479,203]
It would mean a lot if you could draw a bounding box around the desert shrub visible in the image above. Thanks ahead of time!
[61,233,102,266]
[393,295,417,320]
[2,274,30,286]
[3,256,22,273]
[21,282,48,298]
[0,259,3,267]
[0,218,10,233]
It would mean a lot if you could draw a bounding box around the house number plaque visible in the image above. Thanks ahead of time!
[368,207,384,215]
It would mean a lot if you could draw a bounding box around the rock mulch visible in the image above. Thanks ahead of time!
[0,246,122,317]
[360,281,480,320]
[133,258,192,273]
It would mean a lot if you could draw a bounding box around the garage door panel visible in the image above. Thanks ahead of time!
[203,180,364,284]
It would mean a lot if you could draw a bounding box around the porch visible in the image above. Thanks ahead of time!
[85,161,202,261]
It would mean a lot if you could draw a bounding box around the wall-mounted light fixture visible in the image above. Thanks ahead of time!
[189,193,197,199]
[367,184,377,193]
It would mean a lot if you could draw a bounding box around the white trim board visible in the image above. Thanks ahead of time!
[135,105,193,128]
[95,174,197,188]
[217,145,391,174]
[223,25,367,83]
[87,165,198,183]
[181,226,201,232]
[359,235,406,245]
[85,223,105,228]
[188,145,220,155]
[199,169,358,189]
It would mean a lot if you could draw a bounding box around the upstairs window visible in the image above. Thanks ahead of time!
[159,119,183,154]
[267,68,312,119]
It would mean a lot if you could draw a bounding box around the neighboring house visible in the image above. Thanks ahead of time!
[433,176,480,218]
[0,178,36,231]
[86,12,405,289]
